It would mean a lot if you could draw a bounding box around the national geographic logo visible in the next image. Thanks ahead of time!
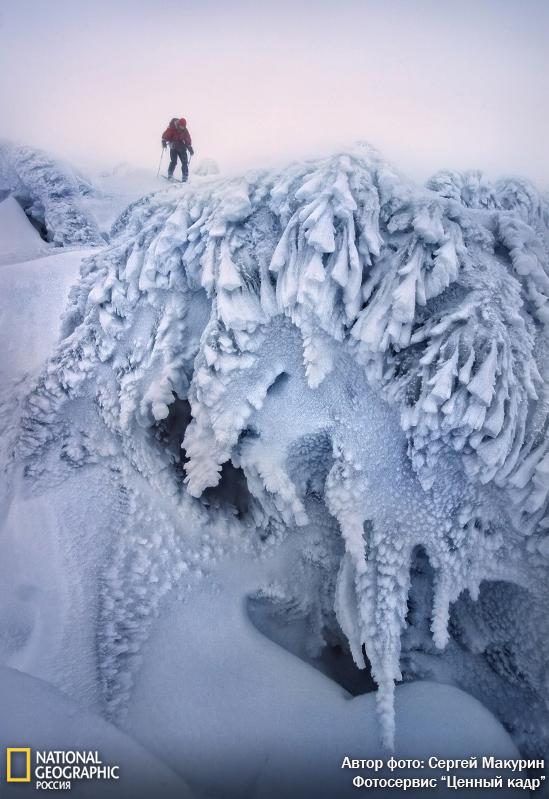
[6,748,31,782]
[5,748,120,790]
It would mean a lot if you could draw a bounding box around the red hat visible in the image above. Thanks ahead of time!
[178,117,187,127]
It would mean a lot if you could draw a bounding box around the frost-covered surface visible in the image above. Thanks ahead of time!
[0,141,105,246]
[11,143,549,762]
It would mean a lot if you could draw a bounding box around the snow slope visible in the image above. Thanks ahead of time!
[89,162,169,234]
[0,195,46,265]
[0,250,87,380]
[0,666,193,798]
[1,143,548,795]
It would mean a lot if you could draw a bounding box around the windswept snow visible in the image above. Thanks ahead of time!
[1,142,548,787]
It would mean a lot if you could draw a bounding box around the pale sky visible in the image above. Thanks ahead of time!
[1,0,548,185]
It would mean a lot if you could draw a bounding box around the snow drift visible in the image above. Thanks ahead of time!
[12,143,549,753]
[0,195,46,264]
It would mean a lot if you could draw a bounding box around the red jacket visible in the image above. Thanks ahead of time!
[162,118,192,147]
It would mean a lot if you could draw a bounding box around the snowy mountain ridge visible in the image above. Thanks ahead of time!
[12,143,549,750]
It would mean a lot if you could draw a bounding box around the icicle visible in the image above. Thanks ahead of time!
[393,247,423,324]
[335,553,366,669]
[428,347,459,402]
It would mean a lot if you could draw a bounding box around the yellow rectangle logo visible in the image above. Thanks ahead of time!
[6,748,31,783]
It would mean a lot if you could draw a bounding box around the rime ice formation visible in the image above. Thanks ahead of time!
[0,142,104,246]
[15,144,549,750]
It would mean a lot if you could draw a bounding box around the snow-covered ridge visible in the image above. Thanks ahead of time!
[17,144,549,748]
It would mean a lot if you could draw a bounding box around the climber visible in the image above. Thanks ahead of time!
[161,117,194,182]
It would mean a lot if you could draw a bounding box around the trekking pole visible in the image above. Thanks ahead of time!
[156,147,164,177]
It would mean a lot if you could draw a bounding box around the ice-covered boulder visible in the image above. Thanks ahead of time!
[0,141,105,247]
[15,144,549,752]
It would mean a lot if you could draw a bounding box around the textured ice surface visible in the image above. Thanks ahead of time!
[2,144,549,767]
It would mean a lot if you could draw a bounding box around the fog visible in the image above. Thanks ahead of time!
[1,0,548,185]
